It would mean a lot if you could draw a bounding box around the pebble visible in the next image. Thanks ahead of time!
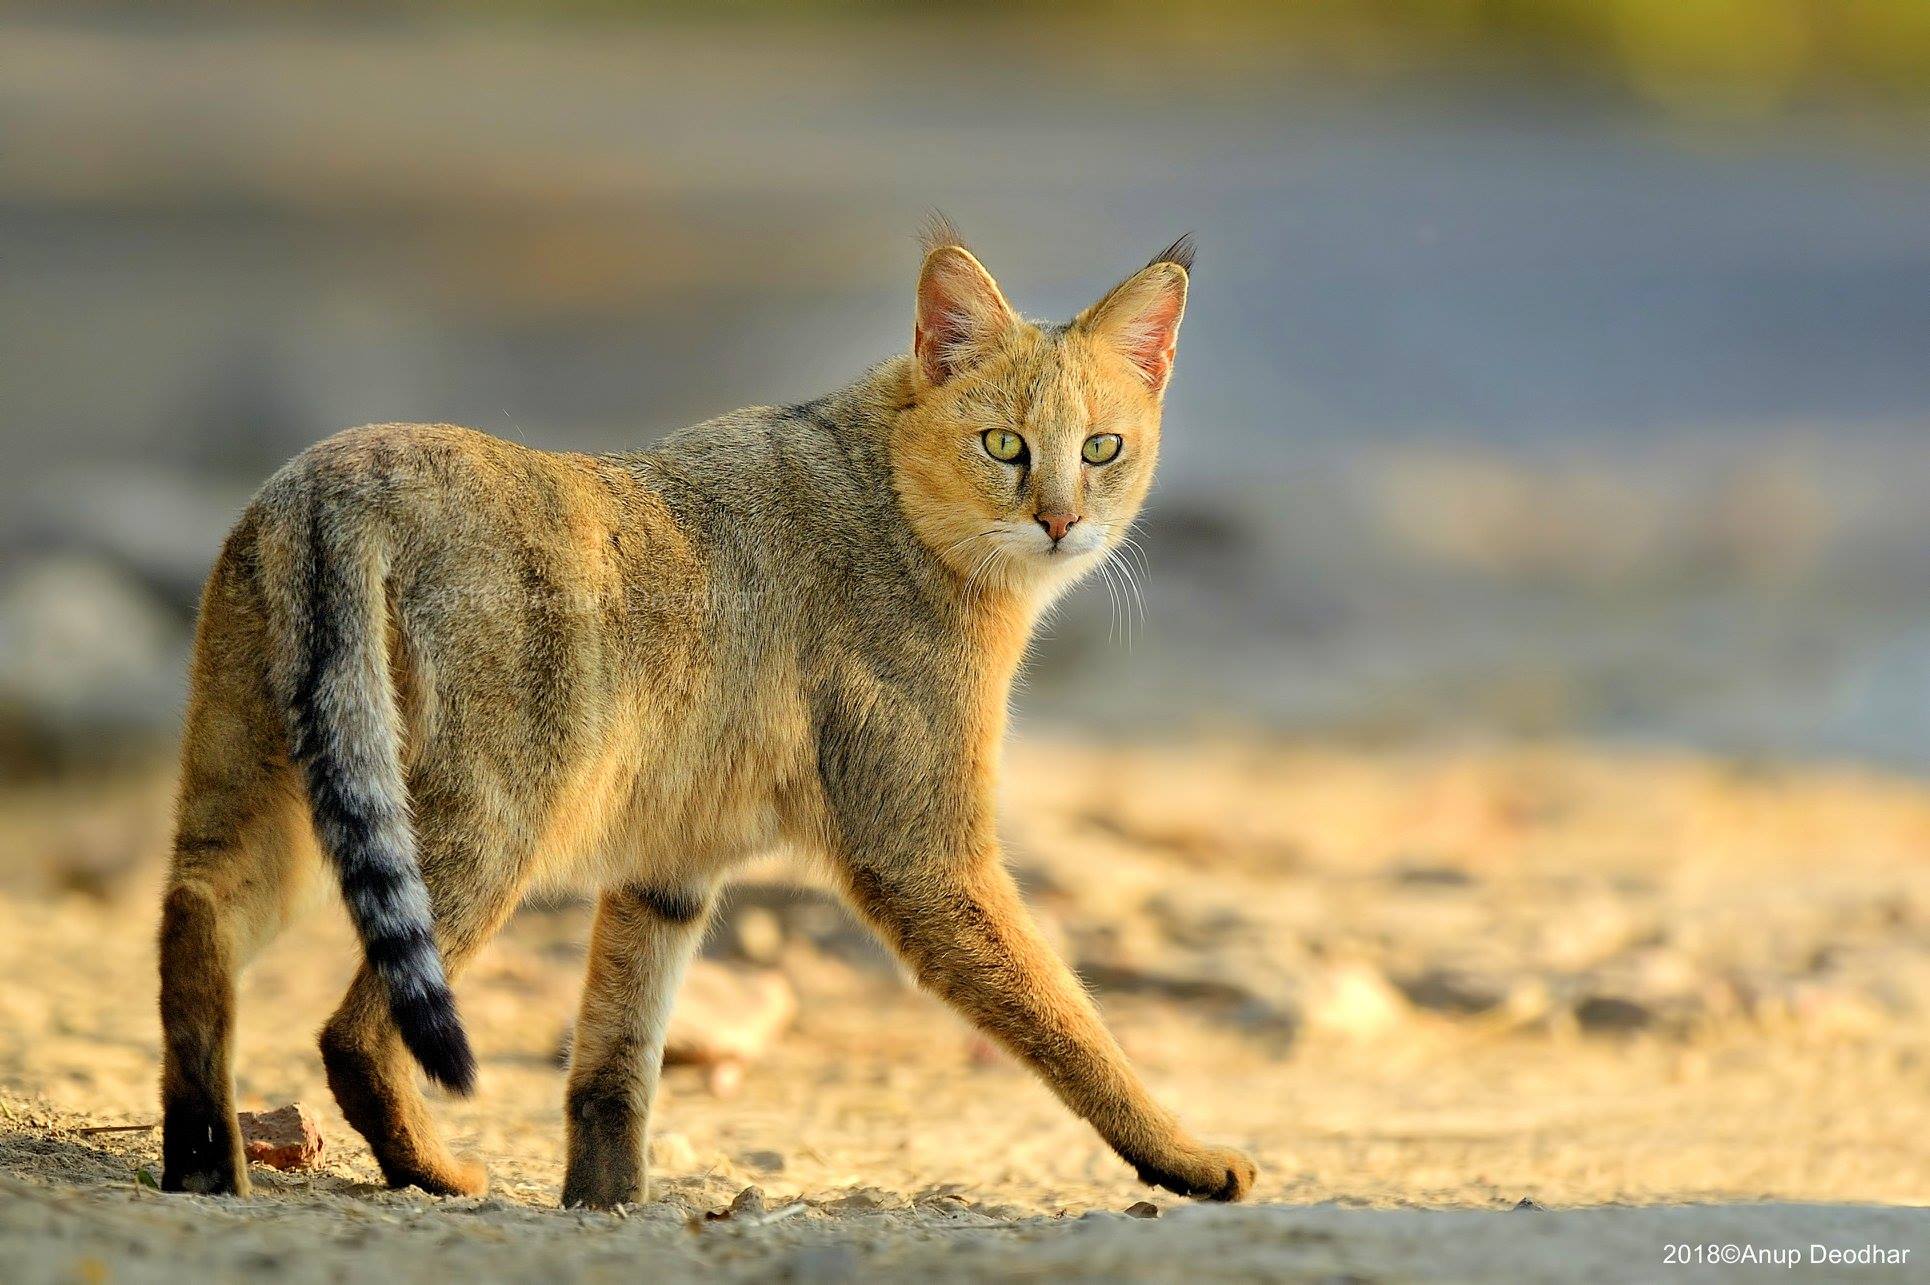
[664,963,797,1068]
[238,1103,324,1170]
[649,1131,697,1172]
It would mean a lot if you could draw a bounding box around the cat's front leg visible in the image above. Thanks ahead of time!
[561,883,714,1209]
[841,853,1256,1201]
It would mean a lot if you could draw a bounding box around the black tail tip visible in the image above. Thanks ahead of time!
[419,1036,479,1097]
[393,991,479,1097]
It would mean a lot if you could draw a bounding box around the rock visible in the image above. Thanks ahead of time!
[739,1148,785,1174]
[7,469,250,615]
[1513,1196,1546,1212]
[1124,1200,1160,1218]
[664,961,796,1068]
[713,882,893,971]
[238,1103,324,1170]
[705,1061,746,1098]
[1786,980,1887,1036]
[648,1131,697,1172]
[720,906,785,965]
[1304,961,1410,1039]
[0,554,187,777]
[1396,968,1512,1015]
[1390,861,1475,887]
[1572,994,1655,1033]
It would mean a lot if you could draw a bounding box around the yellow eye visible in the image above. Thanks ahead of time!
[1082,433,1123,465]
[982,429,1026,463]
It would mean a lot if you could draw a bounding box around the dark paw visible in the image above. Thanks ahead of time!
[561,1171,646,1210]
[162,1166,250,1196]
[161,1106,248,1196]
[1133,1144,1257,1202]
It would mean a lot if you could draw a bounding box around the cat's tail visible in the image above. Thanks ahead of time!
[259,480,478,1095]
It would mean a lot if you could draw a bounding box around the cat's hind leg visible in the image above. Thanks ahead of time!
[317,819,531,1198]
[159,680,321,1195]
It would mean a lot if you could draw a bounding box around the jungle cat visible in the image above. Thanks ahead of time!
[156,220,1256,1208]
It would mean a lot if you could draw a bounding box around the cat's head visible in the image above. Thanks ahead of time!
[891,220,1189,598]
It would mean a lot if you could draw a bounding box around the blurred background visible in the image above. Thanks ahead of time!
[4,1,1930,775]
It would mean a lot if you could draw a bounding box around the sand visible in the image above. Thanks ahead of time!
[1,739,1926,1281]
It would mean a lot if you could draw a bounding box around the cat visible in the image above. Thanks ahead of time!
[157,218,1256,1208]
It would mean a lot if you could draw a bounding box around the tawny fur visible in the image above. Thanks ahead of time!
[156,230,1256,1207]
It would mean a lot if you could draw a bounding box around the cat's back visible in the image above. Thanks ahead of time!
[235,422,707,704]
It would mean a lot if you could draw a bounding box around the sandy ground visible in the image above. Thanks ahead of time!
[1,738,1927,1281]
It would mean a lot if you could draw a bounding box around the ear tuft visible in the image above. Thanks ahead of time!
[919,210,970,258]
[1075,247,1191,394]
[1146,232,1196,274]
[914,236,1017,387]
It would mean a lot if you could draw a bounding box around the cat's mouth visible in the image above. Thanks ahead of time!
[1015,523,1106,562]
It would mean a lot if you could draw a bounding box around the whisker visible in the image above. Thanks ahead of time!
[1112,553,1147,651]
[938,527,1003,561]
[963,545,1001,599]
[1098,558,1122,646]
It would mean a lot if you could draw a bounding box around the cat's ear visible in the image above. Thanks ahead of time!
[914,240,1019,387]
[1074,236,1192,395]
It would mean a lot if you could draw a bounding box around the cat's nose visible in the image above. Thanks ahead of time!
[1036,511,1081,543]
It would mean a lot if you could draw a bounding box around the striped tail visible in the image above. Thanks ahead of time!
[277,502,477,1095]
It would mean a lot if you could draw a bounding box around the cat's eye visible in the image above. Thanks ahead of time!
[982,429,1027,463]
[1082,433,1123,466]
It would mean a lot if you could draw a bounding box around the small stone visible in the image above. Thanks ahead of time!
[1513,1196,1546,1211]
[649,1131,697,1172]
[726,907,785,965]
[703,1184,766,1221]
[1396,968,1511,1015]
[238,1103,324,1170]
[1124,1200,1160,1218]
[706,1060,746,1098]
[665,962,797,1068]
[1573,994,1655,1033]
[1304,961,1410,1039]
[739,1149,785,1174]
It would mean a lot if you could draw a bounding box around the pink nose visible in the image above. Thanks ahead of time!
[1036,512,1081,543]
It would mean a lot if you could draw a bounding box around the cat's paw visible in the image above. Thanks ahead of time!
[388,1155,490,1198]
[1133,1142,1257,1202]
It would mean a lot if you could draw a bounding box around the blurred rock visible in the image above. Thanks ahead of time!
[556,961,795,1093]
[1396,968,1512,1015]
[5,471,246,616]
[715,905,785,966]
[1784,980,1889,1036]
[649,1131,697,1172]
[664,961,796,1072]
[1303,962,1410,1039]
[713,882,892,972]
[0,554,187,777]
[1572,994,1656,1033]
[705,1061,746,1099]
[1138,496,1252,560]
